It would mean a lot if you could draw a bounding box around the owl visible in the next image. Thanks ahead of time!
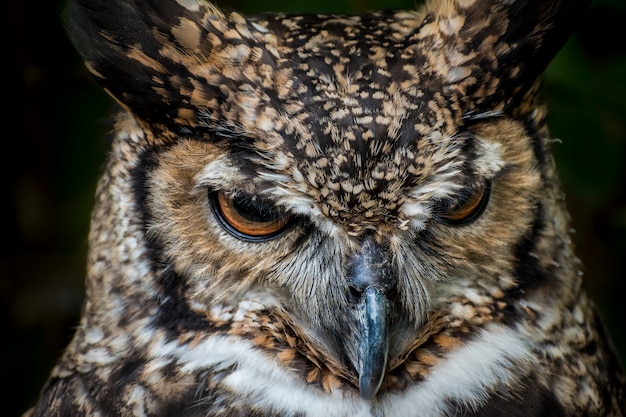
[24,0,625,416]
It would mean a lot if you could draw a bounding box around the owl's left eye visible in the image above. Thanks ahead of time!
[209,191,292,241]
[434,180,491,226]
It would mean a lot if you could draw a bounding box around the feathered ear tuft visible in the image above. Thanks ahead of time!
[63,0,274,129]
[419,0,592,114]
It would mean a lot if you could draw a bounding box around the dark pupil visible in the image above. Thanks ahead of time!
[232,196,279,223]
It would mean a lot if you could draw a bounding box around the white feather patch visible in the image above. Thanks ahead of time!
[378,323,533,416]
[149,322,531,416]
[154,334,373,416]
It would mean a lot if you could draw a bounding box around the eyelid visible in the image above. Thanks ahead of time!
[434,180,491,226]
[209,190,293,241]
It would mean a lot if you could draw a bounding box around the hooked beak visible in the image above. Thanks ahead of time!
[347,238,396,400]
[356,285,389,400]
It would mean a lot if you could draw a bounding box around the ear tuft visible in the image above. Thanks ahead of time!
[62,0,267,128]
[420,0,592,113]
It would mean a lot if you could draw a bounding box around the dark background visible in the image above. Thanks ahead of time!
[5,0,625,415]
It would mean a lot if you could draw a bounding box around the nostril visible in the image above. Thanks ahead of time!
[348,285,362,302]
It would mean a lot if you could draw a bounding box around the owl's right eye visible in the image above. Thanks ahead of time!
[209,191,292,241]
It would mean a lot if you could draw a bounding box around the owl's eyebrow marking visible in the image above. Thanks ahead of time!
[461,110,504,122]
[196,108,249,139]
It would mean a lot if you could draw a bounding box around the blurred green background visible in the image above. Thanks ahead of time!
[5,0,625,415]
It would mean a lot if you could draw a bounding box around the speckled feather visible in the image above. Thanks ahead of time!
[26,0,625,416]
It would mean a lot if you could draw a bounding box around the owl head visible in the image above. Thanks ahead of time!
[63,0,591,401]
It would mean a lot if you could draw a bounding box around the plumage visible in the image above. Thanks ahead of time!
[25,0,625,416]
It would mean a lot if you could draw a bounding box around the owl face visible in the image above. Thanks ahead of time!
[143,113,541,395]
[41,0,625,414]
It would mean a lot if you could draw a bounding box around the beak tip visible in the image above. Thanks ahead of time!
[358,373,384,400]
